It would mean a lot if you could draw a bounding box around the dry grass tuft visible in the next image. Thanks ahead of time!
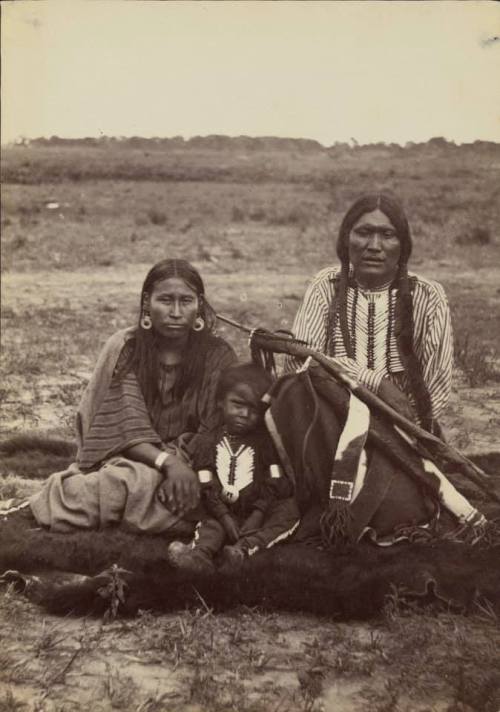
[454,334,500,387]
[0,689,27,712]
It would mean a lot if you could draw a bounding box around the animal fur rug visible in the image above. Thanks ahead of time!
[1,446,500,621]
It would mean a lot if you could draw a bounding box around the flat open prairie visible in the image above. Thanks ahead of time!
[1,140,500,711]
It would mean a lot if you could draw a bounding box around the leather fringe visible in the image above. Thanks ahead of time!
[442,517,500,547]
[319,500,355,551]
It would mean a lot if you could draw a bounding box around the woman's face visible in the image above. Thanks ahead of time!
[348,209,401,288]
[146,277,200,341]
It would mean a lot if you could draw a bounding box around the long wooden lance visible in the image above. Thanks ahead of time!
[216,313,500,503]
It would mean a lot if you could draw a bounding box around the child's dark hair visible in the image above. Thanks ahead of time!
[217,363,274,403]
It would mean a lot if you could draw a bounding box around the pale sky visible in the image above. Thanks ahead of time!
[2,0,499,146]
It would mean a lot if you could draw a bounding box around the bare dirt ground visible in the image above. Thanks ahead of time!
[2,579,499,712]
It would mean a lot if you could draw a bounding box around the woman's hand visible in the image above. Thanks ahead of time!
[157,455,200,515]
[221,514,240,543]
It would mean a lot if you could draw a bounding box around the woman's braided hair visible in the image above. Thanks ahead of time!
[329,192,434,431]
[115,258,218,409]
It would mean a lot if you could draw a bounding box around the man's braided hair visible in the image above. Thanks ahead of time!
[328,192,434,431]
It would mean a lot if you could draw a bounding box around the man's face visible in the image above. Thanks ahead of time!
[348,209,401,288]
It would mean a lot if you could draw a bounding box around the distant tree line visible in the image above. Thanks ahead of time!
[20,135,324,152]
[15,135,498,152]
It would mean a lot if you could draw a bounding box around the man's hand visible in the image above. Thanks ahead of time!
[240,509,265,534]
[377,377,415,421]
[329,356,362,381]
[221,514,240,543]
[157,455,200,515]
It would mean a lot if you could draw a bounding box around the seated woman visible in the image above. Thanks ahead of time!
[20,259,237,534]
[274,192,484,545]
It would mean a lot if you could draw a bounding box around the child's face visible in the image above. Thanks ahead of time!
[222,383,262,436]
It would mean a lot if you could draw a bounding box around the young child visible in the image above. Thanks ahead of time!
[167,363,300,575]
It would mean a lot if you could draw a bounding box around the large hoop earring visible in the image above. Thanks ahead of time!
[193,316,205,332]
[140,313,152,330]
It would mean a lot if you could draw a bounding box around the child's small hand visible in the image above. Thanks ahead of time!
[221,514,240,543]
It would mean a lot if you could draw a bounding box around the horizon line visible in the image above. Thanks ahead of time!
[3,133,500,149]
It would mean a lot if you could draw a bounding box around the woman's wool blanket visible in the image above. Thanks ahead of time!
[29,458,196,535]
[75,328,135,459]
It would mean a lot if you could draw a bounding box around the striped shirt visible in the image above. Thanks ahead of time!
[284,266,453,420]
